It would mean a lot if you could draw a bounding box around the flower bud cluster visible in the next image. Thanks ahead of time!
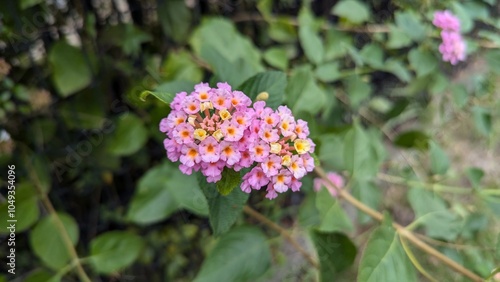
[160,82,315,199]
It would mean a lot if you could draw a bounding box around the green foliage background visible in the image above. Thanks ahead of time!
[1,0,500,281]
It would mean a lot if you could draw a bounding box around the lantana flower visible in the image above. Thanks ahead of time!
[433,10,466,65]
[160,82,316,199]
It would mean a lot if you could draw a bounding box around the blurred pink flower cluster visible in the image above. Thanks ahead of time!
[160,82,315,199]
[433,10,466,65]
[313,172,344,197]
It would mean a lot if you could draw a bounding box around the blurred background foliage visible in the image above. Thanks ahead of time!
[0,0,500,281]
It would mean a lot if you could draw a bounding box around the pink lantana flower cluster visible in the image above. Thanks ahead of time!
[433,10,466,65]
[159,82,315,199]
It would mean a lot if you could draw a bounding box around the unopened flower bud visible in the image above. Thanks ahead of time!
[256,91,269,101]
[188,115,197,126]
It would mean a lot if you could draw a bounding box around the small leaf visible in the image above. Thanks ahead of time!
[139,90,175,104]
[161,50,203,82]
[298,6,324,64]
[194,226,271,282]
[466,167,484,188]
[360,44,384,68]
[23,269,56,282]
[429,141,450,175]
[408,49,438,77]
[315,62,341,83]
[393,130,429,150]
[451,84,469,108]
[344,75,372,108]
[127,162,208,225]
[0,183,39,234]
[216,168,242,196]
[107,113,148,156]
[332,0,370,24]
[472,106,492,136]
[310,231,357,281]
[158,0,192,43]
[286,67,328,115]
[30,213,79,270]
[200,176,249,235]
[263,47,288,70]
[90,231,144,274]
[238,71,287,110]
[20,0,43,9]
[387,25,412,49]
[383,59,412,82]
[49,41,92,97]
[316,188,353,233]
[358,218,417,282]
[394,11,426,42]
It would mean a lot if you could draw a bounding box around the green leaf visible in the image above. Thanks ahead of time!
[496,233,500,260]
[216,168,241,196]
[263,47,288,70]
[127,162,208,225]
[190,18,263,86]
[393,130,429,150]
[344,75,372,108]
[89,231,144,274]
[194,226,271,282]
[298,7,324,65]
[310,231,357,281]
[139,90,175,105]
[238,71,287,110]
[387,25,412,49]
[485,50,500,73]
[451,84,469,108]
[324,30,352,60]
[408,188,462,241]
[200,176,249,235]
[268,17,297,43]
[286,67,328,115]
[24,269,58,282]
[351,180,381,224]
[466,167,484,188]
[408,49,437,77]
[315,62,341,83]
[19,0,43,9]
[332,0,370,24]
[30,213,79,270]
[316,188,353,233]
[472,106,492,136]
[101,24,151,56]
[358,218,417,282]
[49,41,92,97]
[161,50,203,82]
[343,124,380,180]
[394,11,426,42]
[429,141,450,175]
[59,90,106,129]
[0,183,39,234]
[360,44,384,69]
[452,2,474,32]
[158,0,191,43]
[153,80,197,103]
[383,59,412,82]
[106,113,148,156]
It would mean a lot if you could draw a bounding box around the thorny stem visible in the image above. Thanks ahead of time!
[26,161,92,282]
[314,166,483,282]
[242,205,320,269]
